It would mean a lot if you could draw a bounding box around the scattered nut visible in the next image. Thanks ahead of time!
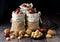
[12,32,18,37]
[19,30,25,35]
[6,37,10,41]
[4,29,10,34]
[18,36,23,40]
[10,35,15,39]
[46,34,52,38]
[47,29,56,35]
[26,29,32,35]
[35,30,40,33]
[24,34,29,37]
[31,32,35,37]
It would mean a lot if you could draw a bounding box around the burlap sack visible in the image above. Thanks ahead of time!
[26,12,41,30]
[10,11,25,32]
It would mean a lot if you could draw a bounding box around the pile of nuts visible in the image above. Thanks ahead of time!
[31,30,43,38]
[4,29,25,41]
[4,28,56,41]
[46,29,56,38]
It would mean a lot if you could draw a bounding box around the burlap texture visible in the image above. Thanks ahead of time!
[10,20,25,32]
[27,21,39,30]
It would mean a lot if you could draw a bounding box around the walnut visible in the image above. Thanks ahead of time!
[26,29,32,35]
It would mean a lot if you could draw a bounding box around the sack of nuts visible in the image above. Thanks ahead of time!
[26,8,41,30]
[19,3,33,14]
[10,9,25,32]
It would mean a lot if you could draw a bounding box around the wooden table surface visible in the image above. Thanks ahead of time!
[0,17,60,42]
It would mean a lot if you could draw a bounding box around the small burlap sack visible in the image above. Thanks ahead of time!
[10,11,25,32]
[26,12,41,30]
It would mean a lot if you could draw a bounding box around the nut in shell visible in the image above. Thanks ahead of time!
[31,32,35,37]
[35,30,40,33]
[4,29,10,34]
[19,30,25,35]
[12,32,18,37]
[24,34,29,37]
[10,35,15,39]
[26,29,32,35]
[46,34,52,38]
[18,36,23,40]
[47,29,56,35]
[6,37,10,41]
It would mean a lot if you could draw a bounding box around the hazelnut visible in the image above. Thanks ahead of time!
[18,35,23,40]
[12,32,18,37]
[33,35,36,38]
[26,29,32,35]
[10,35,15,39]
[31,32,35,37]
[26,3,31,8]
[6,37,10,41]
[35,30,40,33]
[36,35,40,38]
[19,12,23,14]
[46,34,52,38]
[19,30,25,35]
[24,34,29,37]
[4,29,10,34]
[47,29,56,35]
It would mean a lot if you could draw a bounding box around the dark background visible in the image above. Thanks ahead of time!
[0,0,60,23]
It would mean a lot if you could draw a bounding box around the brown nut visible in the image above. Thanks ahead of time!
[46,34,52,38]
[19,30,25,35]
[10,35,15,39]
[12,32,18,37]
[26,29,32,35]
[24,34,29,37]
[4,29,10,34]
[18,35,23,40]
[47,29,56,35]
[18,36,22,40]
[19,12,23,14]
[6,37,10,41]
[31,32,35,37]
[35,30,40,33]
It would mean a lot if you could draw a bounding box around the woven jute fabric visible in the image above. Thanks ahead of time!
[27,21,40,30]
[10,20,25,32]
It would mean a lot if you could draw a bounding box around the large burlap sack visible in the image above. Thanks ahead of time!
[26,12,41,30]
[10,11,25,32]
